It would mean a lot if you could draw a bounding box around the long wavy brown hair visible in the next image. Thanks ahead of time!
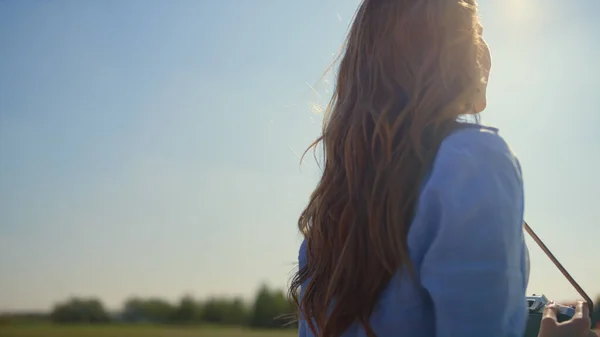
[289,0,490,336]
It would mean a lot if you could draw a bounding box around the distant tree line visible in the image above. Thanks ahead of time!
[2,291,599,330]
[45,284,297,329]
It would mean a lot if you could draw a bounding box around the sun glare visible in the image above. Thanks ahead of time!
[503,0,541,23]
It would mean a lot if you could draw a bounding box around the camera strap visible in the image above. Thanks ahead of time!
[523,221,594,317]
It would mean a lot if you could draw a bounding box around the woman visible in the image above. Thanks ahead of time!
[289,0,595,336]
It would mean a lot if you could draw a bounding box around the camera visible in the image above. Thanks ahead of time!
[524,294,575,337]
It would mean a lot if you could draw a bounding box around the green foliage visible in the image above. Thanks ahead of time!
[50,298,109,324]
[114,285,293,329]
[29,284,298,329]
[250,285,296,329]
[201,297,249,325]
[171,295,201,323]
[227,298,250,325]
[122,297,175,323]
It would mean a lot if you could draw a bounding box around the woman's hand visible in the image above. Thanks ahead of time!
[538,301,597,337]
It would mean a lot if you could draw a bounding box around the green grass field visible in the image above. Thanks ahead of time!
[0,325,297,337]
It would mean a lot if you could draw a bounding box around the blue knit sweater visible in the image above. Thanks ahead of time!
[298,126,529,337]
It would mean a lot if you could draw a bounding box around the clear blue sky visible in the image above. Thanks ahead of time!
[0,0,598,312]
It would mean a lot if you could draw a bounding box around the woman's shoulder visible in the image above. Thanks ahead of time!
[428,123,523,188]
[439,123,516,159]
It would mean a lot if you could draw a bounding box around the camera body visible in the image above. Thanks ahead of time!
[524,294,575,337]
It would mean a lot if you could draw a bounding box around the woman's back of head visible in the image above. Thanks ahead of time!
[289,1,490,336]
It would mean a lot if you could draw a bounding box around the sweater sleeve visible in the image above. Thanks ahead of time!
[418,130,528,337]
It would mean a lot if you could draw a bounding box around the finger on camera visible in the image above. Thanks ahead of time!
[543,303,558,319]
[541,303,559,328]
[570,301,592,330]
